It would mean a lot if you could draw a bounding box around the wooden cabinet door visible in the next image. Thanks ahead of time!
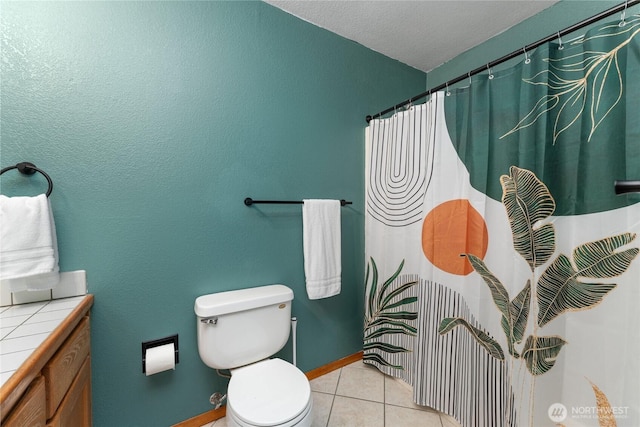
[43,317,90,419]
[46,357,91,427]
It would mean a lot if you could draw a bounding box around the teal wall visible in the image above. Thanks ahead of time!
[0,2,424,426]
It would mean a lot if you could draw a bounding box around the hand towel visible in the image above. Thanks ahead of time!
[0,194,60,292]
[302,199,341,299]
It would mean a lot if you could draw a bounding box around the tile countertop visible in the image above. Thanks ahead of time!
[0,295,89,387]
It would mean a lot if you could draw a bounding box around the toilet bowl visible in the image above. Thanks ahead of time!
[194,285,313,427]
[226,358,312,427]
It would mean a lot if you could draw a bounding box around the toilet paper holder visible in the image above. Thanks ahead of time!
[142,334,179,374]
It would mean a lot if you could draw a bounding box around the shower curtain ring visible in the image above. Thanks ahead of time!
[523,48,531,64]
[445,82,451,96]
[557,31,564,50]
[620,0,628,27]
[468,72,472,86]
[487,64,494,80]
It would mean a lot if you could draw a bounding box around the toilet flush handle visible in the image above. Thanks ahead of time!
[200,317,218,325]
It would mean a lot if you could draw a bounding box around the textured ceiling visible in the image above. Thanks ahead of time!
[264,0,559,72]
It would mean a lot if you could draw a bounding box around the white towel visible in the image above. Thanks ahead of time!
[0,194,60,292]
[302,199,341,299]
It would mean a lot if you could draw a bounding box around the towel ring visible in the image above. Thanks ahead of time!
[0,162,53,197]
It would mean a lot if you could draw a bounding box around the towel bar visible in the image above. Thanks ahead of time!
[614,180,640,194]
[244,197,352,206]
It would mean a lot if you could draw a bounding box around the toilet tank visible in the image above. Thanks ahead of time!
[195,284,294,370]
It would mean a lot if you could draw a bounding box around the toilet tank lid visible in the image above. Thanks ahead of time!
[195,284,293,317]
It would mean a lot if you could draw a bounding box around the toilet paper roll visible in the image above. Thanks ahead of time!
[145,343,175,376]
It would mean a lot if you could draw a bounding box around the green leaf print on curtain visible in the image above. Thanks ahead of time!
[537,232,638,326]
[438,166,639,377]
[444,15,640,215]
[363,258,418,370]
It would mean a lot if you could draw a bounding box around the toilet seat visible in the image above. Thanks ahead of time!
[227,358,312,427]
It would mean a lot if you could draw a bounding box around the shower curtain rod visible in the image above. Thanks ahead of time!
[365,0,639,123]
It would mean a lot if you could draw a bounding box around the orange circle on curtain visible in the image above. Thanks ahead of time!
[422,199,489,276]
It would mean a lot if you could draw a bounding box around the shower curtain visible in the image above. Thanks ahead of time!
[364,16,640,427]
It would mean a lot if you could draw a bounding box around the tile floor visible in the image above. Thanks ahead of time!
[203,360,462,427]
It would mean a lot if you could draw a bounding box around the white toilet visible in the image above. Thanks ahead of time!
[194,284,312,427]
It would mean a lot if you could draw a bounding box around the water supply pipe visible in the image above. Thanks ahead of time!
[291,317,297,367]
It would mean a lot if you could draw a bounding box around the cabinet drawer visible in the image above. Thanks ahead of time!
[3,376,46,427]
[43,316,90,419]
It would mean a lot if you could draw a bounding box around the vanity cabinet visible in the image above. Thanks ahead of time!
[0,295,93,427]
